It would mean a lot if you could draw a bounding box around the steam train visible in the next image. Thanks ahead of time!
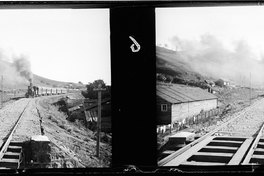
[26,82,67,98]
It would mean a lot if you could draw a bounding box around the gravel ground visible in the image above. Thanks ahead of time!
[0,98,31,145]
[12,98,41,141]
[214,98,264,137]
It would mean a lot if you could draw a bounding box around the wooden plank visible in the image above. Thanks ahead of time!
[242,123,264,164]
[162,150,176,155]
[194,152,233,157]
[254,148,264,152]
[257,141,264,145]
[252,154,264,159]
[180,161,226,166]
[215,131,248,136]
[228,138,253,165]
[202,145,238,150]
[210,140,243,144]
[164,136,214,166]
[82,100,90,123]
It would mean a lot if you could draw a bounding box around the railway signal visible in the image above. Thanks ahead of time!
[93,83,106,158]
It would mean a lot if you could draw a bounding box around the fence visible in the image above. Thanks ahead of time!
[157,107,223,134]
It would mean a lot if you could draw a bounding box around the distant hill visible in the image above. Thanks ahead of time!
[0,58,85,90]
[156,46,216,87]
[32,74,84,89]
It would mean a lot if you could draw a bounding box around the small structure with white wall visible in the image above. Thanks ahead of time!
[157,82,218,125]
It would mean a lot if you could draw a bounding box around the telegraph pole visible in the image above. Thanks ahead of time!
[250,72,252,105]
[93,83,106,158]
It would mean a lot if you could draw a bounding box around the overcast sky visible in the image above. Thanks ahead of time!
[156,6,264,60]
[0,9,110,85]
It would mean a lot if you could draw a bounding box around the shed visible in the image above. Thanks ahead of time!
[157,83,218,125]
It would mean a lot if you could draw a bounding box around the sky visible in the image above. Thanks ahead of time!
[156,6,264,87]
[156,6,264,60]
[0,9,111,85]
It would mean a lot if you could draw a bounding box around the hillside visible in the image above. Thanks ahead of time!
[0,58,85,90]
[156,46,215,85]
[156,45,264,113]
[33,74,85,89]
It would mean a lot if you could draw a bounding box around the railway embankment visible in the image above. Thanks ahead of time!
[36,95,111,167]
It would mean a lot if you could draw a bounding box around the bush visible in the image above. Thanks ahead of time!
[215,79,225,87]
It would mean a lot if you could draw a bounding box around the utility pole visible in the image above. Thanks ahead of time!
[93,83,106,158]
[1,75,3,108]
[250,72,252,105]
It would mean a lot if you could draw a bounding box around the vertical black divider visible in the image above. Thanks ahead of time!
[110,7,157,167]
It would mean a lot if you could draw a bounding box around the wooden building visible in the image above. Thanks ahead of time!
[157,83,218,125]
[83,98,111,132]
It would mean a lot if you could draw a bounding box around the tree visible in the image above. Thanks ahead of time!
[215,79,225,87]
[82,79,111,99]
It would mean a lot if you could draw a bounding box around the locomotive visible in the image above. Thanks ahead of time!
[26,81,67,98]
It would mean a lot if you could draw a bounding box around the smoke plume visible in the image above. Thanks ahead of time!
[0,52,32,89]
[12,56,33,82]
[169,34,264,88]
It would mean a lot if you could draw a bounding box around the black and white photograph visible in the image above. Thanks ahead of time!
[0,8,111,168]
[157,6,264,166]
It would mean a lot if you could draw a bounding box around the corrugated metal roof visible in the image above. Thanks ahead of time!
[157,83,218,104]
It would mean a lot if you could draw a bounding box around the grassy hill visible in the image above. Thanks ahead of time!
[33,74,84,89]
[2,74,85,90]
[0,58,85,90]
[156,46,215,87]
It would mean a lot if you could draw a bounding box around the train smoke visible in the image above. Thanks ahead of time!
[0,51,32,89]
[169,34,264,88]
[12,56,33,82]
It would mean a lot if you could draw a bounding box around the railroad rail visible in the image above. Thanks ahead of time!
[159,99,264,166]
[0,100,31,169]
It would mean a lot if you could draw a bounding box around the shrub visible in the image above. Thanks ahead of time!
[215,79,225,87]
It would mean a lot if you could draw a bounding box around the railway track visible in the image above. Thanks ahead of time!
[0,100,31,169]
[159,98,264,167]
